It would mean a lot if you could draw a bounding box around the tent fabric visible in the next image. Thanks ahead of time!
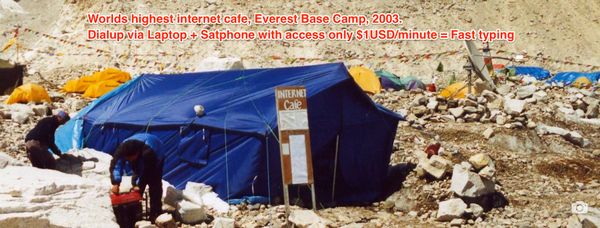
[439,82,473,99]
[405,79,425,91]
[572,77,592,89]
[56,63,402,205]
[348,66,382,94]
[379,77,402,90]
[547,72,600,85]
[5,83,52,104]
[375,70,403,86]
[82,80,121,98]
[63,68,131,94]
[507,66,551,80]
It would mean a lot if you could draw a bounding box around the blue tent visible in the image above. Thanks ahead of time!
[547,71,600,85]
[507,66,551,80]
[56,63,402,205]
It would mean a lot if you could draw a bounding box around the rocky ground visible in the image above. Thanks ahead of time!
[2,0,600,227]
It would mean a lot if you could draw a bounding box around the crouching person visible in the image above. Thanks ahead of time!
[109,133,164,222]
[24,110,70,169]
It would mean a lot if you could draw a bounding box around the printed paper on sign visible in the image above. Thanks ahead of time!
[279,110,309,130]
[281,143,290,155]
[289,134,308,184]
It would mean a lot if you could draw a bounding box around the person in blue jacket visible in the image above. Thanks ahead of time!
[109,133,164,222]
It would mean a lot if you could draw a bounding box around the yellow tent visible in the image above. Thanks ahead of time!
[348,66,381,94]
[572,76,592,89]
[83,80,121,98]
[439,82,475,99]
[5,83,52,104]
[63,68,131,93]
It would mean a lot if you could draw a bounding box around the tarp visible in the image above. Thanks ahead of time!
[439,82,473,99]
[547,72,600,85]
[507,66,551,80]
[63,68,131,94]
[5,83,52,104]
[348,66,382,94]
[56,63,402,205]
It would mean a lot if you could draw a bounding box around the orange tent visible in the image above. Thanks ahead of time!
[5,83,52,104]
[83,80,121,98]
[63,68,131,93]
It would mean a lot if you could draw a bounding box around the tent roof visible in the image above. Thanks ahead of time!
[84,63,398,136]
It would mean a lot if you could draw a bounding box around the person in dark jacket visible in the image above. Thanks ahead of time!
[24,110,70,169]
[109,133,164,222]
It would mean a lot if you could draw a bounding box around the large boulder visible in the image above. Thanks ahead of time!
[450,164,495,198]
[0,166,118,227]
[504,98,526,116]
[176,200,207,224]
[516,85,537,99]
[182,182,229,213]
[420,155,453,179]
[436,198,467,222]
[468,153,493,170]
[155,213,176,228]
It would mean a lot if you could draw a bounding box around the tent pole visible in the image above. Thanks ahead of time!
[331,134,340,203]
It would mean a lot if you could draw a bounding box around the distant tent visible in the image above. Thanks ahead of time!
[439,82,473,99]
[348,66,382,94]
[507,66,551,80]
[547,72,600,85]
[63,68,131,96]
[379,77,402,90]
[56,63,402,205]
[83,80,121,98]
[0,59,24,95]
[375,70,402,87]
[405,79,426,91]
[5,83,52,104]
[572,76,592,89]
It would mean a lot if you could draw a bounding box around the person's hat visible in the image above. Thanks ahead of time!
[56,110,70,121]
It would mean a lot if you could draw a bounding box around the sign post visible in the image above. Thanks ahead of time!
[275,86,316,214]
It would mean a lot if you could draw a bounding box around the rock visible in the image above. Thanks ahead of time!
[504,98,526,116]
[0,152,24,168]
[450,218,464,226]
[463,106,478,113]
[436,198,467,222]
[564,131,589,147]
[450,164,495,198]
[194,56,244,72]
[469,203,484,218]
[482,128,494,139]
[155,213,176,228]
[478,166,496,178]
[163,185,183,207]
[11,110,32,123]
[464,99,478,107]
[496,115,507,125]
[212,217,235,228]
[427,99,439,111]
[468,153,493,170]
[536,124,570,136]
[182,182,229,213]
[533,90,548,101]
[136,220,157,228]
[586,101,599,118]
[289,210,330,228]
[576,109,586,117]
[516,85,537,99]
[410,105,428,117]
[449,107,465,118]
[68,98,87,111]
[31,104,49,116]
[0,166,118,227]
[177,200,207,224]
[412,94,427,106]
[466,94,477,101]
[420,155,453,179]
[580,214,600,228]
[566,215,582,228]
